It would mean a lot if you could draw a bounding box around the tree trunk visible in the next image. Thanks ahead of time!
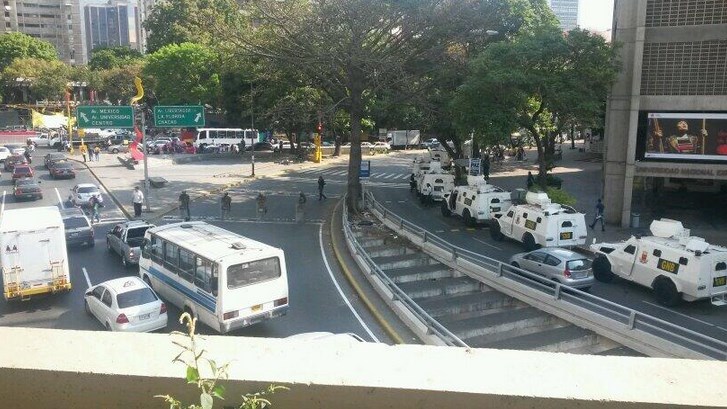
[528,126,547,188]
[570,124,576,150]
[333,134,341,157]
[346,83,363,213]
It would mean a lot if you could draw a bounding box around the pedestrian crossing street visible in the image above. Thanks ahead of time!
[292,167,410,181]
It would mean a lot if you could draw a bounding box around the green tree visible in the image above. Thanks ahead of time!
[2,58,70,102]
[0,32,57,73]
[89,46,143,70]
[143,0,211,53]
[143,43,220,105]
[453,26,620,187]
[95,62,145,104]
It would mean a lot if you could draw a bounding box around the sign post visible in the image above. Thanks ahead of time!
[76,106,134,128]
[152,106,205,127]
[469,158,481,176]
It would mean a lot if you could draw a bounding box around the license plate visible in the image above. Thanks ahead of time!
[560,232,573,240]
[138,313,150,320]
[714,276,727,287]
[251,304,263,312]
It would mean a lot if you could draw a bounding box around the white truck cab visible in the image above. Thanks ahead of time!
[442,176,512,226]
[590,219,727,307]
[490,191,587,251]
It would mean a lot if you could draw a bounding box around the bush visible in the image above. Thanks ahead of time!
[546,174,562,189]
[546,187,577,207]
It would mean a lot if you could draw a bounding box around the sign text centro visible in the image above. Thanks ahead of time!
[153,106,205,127]
[76,106,134,128]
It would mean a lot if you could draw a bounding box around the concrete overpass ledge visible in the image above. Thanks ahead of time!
[0,327,723,409]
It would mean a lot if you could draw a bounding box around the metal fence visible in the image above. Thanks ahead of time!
[364,191,727,360]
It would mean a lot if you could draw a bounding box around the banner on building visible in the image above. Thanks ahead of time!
[646,113,727,161]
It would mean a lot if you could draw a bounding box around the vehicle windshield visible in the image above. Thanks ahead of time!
[49,153,65,160]
[53,163,72,169]
[14,167,30,174]
[117,288,158,309]
[63,217,89,229]
[78,187,98,194]
[227,257,281,289]
[126,227,151,247]
[566,259,592,271]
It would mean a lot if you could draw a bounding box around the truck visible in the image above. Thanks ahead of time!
[441,176,512,226]
[1,207,71,301]
[386,130,421,150]
[106,221,156,268]
[413,160,455,205]
[590,218,727,306]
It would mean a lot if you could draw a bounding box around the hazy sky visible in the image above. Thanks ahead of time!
[578,0,615,31]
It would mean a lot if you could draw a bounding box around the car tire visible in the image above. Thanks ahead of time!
[489,220,504,241]
[463,210,475,227]
[440,202,451,217]
[112,148,119,154]
[592,255,614,283]
[84,299,91,315]
[522,233,537,251]
[653,277,681,307]
[105,322,112,331]
[143,275,153,290]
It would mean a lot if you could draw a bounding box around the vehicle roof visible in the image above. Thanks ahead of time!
[534,247,584,259]
[638,235,727,254]
[149,221,281,261]
[118,220,154,228]
[0,206,62,231]
[75,183,99,189]
[15,178,38,185]
[52,161,73,167]
[47,152,65,158]
[12,165,31,171]
[0,147,8,151]
[98,276,148,295]
[512,203,579,216]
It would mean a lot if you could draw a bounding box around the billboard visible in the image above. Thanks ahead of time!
[646,113,727,161]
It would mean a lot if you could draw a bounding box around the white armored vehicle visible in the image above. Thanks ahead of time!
[413,160,454,205]
[441,176,512,226]
[590,219,727,307]
[490,191,587,251]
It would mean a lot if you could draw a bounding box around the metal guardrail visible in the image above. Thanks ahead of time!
[341,196,468,347]
[364,191,727,360]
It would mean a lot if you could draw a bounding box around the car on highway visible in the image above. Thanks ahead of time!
[44,152,67,169]
[4,154,27,171]
[5,144,26,156]
[106,221,155,268]
[49,161,76,179]
[245,141,275,151]
[11,164,34,181]
[0,146,10,162]
[372,141,391,152]
[60,208,94,247]
[509,247,594,291]
[422,138,440,149]
[13,178,42,201]
[84,276,167,332]
[70,183,102,207]
[107,142,130,154]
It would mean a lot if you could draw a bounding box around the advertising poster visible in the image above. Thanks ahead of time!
[646,113,727,161]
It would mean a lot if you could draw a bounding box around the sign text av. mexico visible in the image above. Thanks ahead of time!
[76,106,134,129]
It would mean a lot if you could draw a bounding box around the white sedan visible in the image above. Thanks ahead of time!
[0,147,10,162]
[84,276,167,332]
[373,142,391,151]
[70,183,102,207]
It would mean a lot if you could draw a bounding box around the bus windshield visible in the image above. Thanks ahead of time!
[227,257,280,289]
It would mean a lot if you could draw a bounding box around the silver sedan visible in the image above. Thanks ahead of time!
[509,247,594,290]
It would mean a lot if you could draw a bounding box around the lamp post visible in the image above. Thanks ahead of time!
[250,81,255,177]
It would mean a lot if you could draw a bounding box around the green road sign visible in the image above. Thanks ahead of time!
[76,106,134,128]
[153,105,205,127]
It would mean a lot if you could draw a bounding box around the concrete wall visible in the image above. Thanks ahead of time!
[0,327,725,409]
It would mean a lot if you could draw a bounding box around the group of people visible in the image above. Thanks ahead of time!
[79,144,102,162]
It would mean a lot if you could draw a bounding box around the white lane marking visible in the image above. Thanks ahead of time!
[82,267,92,288]
[473,237,502,250]
[1,191,5,214]
[55,187,65,209]
[318,223,380,343]
[642,301,727,333]
[331,170,347,176]
[384,173,398,179]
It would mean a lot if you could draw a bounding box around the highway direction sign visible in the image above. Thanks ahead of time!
[153,105,205,127]
[76,106,134,128]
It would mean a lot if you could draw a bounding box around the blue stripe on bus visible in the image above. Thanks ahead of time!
[144,266,216,313]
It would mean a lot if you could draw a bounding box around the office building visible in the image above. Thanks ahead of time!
[549,0,579,31]
[83,1,141,62]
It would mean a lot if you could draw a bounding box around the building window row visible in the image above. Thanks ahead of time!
[641,40,727,95]
[646,0,727,27]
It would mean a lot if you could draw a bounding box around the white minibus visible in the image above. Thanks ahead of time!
[194,128,258,150]
[139,222,289,333]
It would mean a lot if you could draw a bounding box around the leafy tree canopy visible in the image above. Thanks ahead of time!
[143,0,211,53]
[89,46,143,70]
[2,58,70,101]
[0,32,57,72]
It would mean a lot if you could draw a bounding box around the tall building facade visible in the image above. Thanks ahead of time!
[548,0,579,31]
[2,0,84,64]
[83,1,141,62]
[603,0,727,226]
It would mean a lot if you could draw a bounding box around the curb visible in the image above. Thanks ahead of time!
[71,158,132,220]
[328,198,405,345]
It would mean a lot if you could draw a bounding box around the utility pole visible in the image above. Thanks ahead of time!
[250,81,255,177]
[140,106,150,211]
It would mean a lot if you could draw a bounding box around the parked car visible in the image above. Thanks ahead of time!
[70,183,102,207]
[422,138,440,149]
[60,208,94,247]
[5,144,26,155]
[509,247,594,291]
[106,221,155,268]
[245,141,275,151]
[49,161,76,179]
[0,146,10,162]
[373,141,391,152]
[11,164,34,181]
[107,142,130,154]
[4,154,28,171]
[84,276,167,332]
[360,142,374,149]
[44,152,67,169]
[13,178,42,201]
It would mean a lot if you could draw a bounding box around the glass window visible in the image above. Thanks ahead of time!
[92,286,105,299]
[209,130,218,139]
[195,257,215,293]
[198,130,207,140]
[227,257,281,289]
[491,198,500,203]
[561,221,573,227]
[117,288,157,308]
[63,217,89,229]
[101,289,112,307]
[566,259,592,271]
[164,242,179,270]
[624,245,636,255]
[679,257,688,266]
[150,235,163,262]
[178,248,195,283]
[507,211,514,217]
[544,255,561,266]
[653,249,662,257]
[716,262,727,271]
[525,252,547,263]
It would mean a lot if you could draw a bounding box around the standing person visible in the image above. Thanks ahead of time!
[526,171,535,190]
[482,155,490,182]
[179,190,191,221]
[296,191,307,222]
[23,149,31,164]
[80,144,88,162]
[590,199,606,232]
[93,144,101,161]
[89,194,101,224]
[221,192,232,220]
[409,174,417,192]
[132,186,144,218]
[317,176,327,200]
[256,192,267,216]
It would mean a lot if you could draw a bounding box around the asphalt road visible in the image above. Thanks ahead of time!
[0,148,390,344]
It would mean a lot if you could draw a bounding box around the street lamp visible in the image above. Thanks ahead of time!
[250,82,255,177]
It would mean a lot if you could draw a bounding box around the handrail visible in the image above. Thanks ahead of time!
[364,191,727,360]
[342,195,468,347]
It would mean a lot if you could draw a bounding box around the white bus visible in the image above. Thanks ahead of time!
[138,222,289,333]
[194,128,259,150]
